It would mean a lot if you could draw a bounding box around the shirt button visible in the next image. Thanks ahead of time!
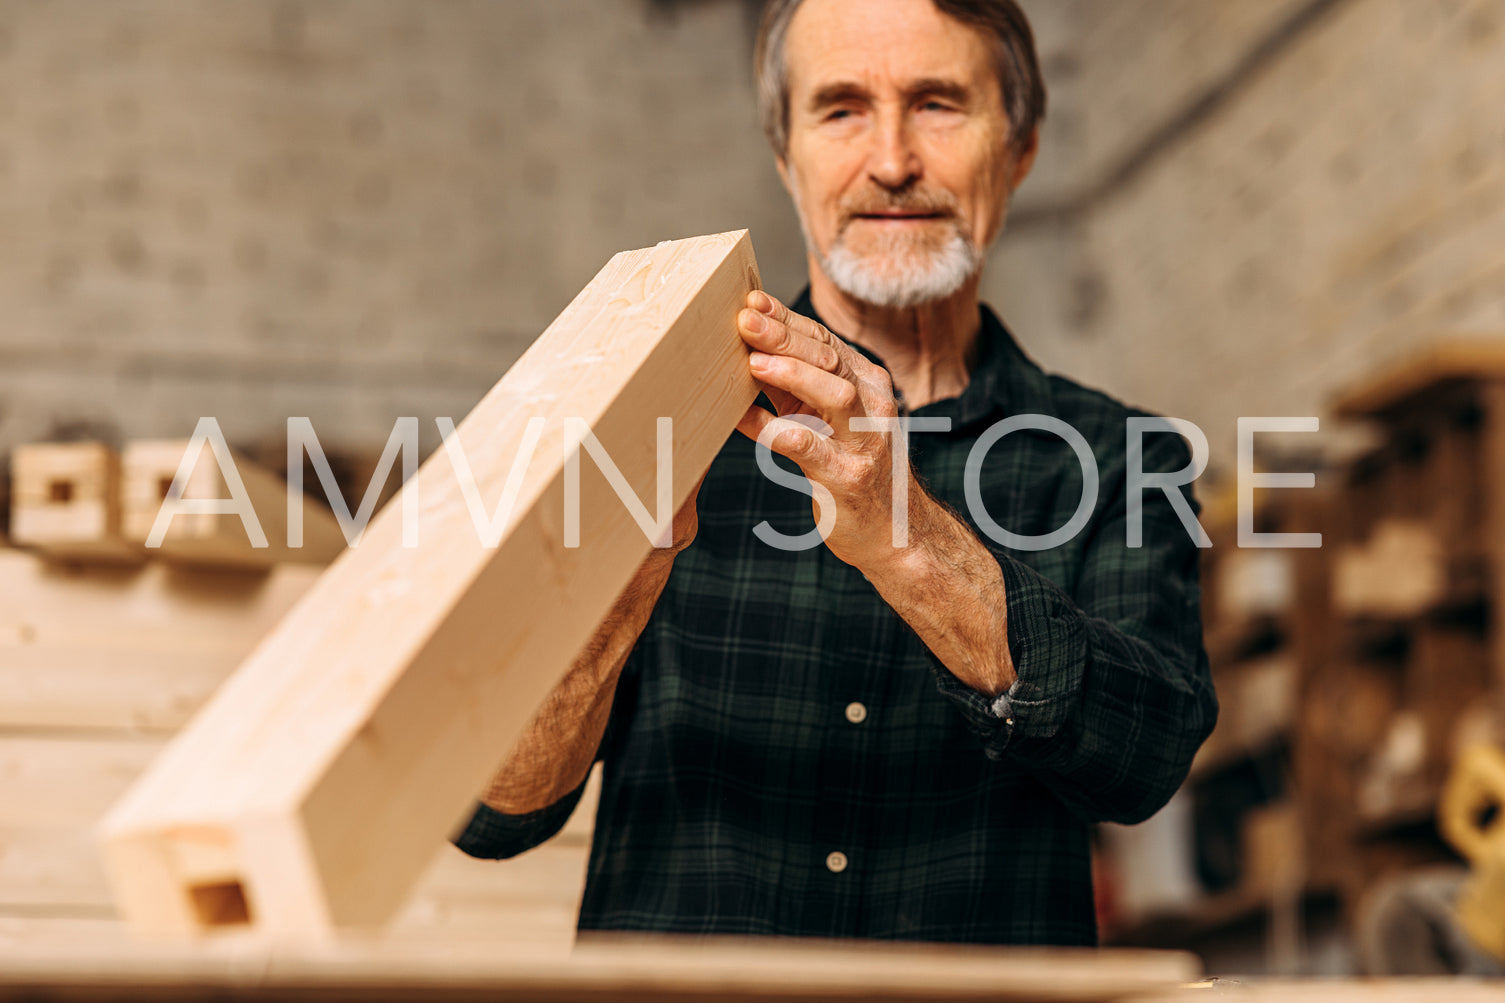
[844,702,868,724]
[826,851,849,873]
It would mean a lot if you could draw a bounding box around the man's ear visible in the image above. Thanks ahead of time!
[775,156,793,196]
[1010,127,1040,190]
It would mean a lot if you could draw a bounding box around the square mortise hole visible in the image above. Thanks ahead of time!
[158,476,176,501]
[48,479,75,504]
[189,881,253,928]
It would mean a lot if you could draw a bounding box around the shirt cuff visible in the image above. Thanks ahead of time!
[928,555,1089,761]
[451,776,590,860]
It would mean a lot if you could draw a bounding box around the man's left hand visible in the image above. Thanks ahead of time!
[734,290,917,572]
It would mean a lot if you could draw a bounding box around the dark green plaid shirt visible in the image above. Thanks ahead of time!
[456,291,1216,946]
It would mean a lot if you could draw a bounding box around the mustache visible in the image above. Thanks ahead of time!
[838,188,961,220]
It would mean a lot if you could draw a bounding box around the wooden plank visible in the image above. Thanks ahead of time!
[0,741,597,916]
[0,934,1198,1002]
[1480,380,1505,725]
[121,439,346,570]
[0,737,165,830]
[0,548,322,655]
[388,843,589,946]
[0,827,116,912]
[1138,982,1505,1002]
[1330,518,1446,618]
[2,828,592,929]
[99,231,762,939]
[1287,490,1350,892]
[0,552,321,731]
[1408,625,1493,789]
[0,647,243,733]
[1333,337,1505,420]
[1240,801,1302,900]
[0,915,127,946]
[1422,409,1486,561]
[1213,548,1293,623]
[10,443,142,564]
[0,736,164,913]
[0,910,580,951]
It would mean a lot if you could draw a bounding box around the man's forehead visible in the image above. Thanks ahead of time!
[784,0,996,98]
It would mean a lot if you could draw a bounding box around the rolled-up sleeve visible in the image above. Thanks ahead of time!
[929,426,1217,825]
[451,776,591,860]
[452,650,639,860]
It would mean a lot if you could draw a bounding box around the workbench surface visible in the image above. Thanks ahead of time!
[2,927,1504,1002]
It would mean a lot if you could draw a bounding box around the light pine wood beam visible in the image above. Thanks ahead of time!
[99,231,762,938]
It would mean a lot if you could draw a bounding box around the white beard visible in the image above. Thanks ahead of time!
[815,222,983,309]
[786,168,987,310]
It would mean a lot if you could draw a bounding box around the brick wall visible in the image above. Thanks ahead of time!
[991,0,1505,474]
[0,0,805,455]
[4,0,1502,477]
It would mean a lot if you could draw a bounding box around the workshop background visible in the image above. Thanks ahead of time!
[2,0,1505,984]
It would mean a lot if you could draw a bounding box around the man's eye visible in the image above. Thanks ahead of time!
[920,101,954,112]
[824,109,853,122]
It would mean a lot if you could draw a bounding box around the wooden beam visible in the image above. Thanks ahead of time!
[0,550,322,732]
[10,443,142,564]
[0,934,1199,1002]
[0,737,165,914]
[0,827,116,913]
[99,231,762,938]
[0,747,597,949]
[0,550,322,652]
[121,439,346,571]
[0,647,246,733]
[1479,380,1505,725]
[0,737,165,830]
[1333,336,1505,420]
[4,838,595,928]
[1330,518,1446,618]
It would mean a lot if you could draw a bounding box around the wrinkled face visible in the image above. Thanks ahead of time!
[778,0,1035,309]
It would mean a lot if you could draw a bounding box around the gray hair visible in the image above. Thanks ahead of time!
[754,0,1047,157]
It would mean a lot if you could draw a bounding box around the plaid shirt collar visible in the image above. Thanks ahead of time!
[789,287,1056,430]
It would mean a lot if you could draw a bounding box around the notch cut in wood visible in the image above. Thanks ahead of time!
[98,230,762,939]
[10,443,141,564]
[122,438,346,570]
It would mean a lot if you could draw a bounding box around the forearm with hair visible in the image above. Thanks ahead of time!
[862,481,1016,697]
[480,553,675,814]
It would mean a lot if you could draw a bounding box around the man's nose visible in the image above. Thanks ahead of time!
[867,113,921,190]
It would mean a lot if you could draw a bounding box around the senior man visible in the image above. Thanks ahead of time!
[456,0,1216,946]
